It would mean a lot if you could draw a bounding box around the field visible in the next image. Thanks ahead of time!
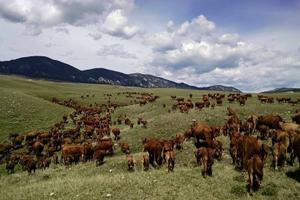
[0,74,299,200]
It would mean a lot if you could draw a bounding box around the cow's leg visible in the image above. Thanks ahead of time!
[248,172,253,195]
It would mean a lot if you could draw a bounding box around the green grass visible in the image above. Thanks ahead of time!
[0,75,300,200]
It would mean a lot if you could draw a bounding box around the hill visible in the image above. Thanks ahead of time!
[0,56,241,92]
[263,88,300,93]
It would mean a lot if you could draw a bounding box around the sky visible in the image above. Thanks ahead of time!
[0,0,300,92]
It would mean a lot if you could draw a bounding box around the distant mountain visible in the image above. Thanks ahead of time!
[0,56,241,92]
[262,88,300,93]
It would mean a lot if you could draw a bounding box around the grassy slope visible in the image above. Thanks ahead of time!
[0,75,300,200]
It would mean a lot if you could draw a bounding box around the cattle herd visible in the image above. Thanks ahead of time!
[1,91,300,196]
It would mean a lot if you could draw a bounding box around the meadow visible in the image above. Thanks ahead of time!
[0,75,299,200]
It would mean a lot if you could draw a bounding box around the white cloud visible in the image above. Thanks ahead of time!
[102,9,139,39]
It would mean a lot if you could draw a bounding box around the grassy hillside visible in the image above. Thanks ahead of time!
[0,75,299,200]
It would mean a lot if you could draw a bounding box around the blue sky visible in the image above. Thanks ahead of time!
[0,0,299,91]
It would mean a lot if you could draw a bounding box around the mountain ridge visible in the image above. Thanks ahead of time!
[0,56,242,92]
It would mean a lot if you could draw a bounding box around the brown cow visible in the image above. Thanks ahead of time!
[93,150,106,166]
[95,137,114,155]
[272,142,287,170]
[111,128,121,141]
[32,141,44,156]
[142,138,163,167]
[257,115,283,129]
[127,155,135,171]
[191,121,214,148]
[165,150,175,172]
[247,155,264,195]
[119,143,130,155]
[143,154,150,171]
[236,135,261,170]
[194,147,215,177]
[291,133,300,166]
[175,133,184,150]
[61,144,83,166]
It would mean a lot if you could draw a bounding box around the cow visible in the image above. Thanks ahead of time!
[32,141,44,156]
[142,138,163,167]
[247,155,264,195]
[194,147,215,178]
[190,121,214,148]
[93,150,106,166]
[175,133,184,150]
[236,135,261,170]
[143,154,150,171]
[291,133,300,166]
[94,137,114,155]
[272,142,287,170]
[257,115,283,129]
[61,144,84,166]
[165,150,175,172]
[127,155,135,171]
[292,112,300,124]
[119,143,130,155]
[260,144,271,163]
[111,128,121,141]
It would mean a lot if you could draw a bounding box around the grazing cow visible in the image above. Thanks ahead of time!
[257,115,283,129]
[127,155,135,171]
[93,150,106,166]
[119,143,130,155]
[6,155,19,174]
[142,138,163,167]
[165,150,175,172]
[143,154,150,171]
[272,142,287,170]
[194,147,215,177]
[111,128,121,141]
[247,155,264,195]
[211,139,223,161]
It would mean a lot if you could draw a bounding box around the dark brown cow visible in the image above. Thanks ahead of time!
[93,150,106,166]
[247,155,264,195]
[291,133,300,166]
[32,141,44,156]
[111,128,121,141]
[257,115,283,129]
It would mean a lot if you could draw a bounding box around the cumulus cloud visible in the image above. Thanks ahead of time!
[97,44,137,59]
[145,15,300,91]
[0,0,135,35]
[102,9,139,39]
[88,31,102,40]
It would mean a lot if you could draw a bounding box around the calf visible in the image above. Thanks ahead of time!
[247,155,264,195]
[272,142,287,170]
[111,128,121,141]
[127,155,135,171]
[93,150,106,166]
[194,147,215,177]
[165,150,175,172]
[119,143,130,155]
[143,154,150,171]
